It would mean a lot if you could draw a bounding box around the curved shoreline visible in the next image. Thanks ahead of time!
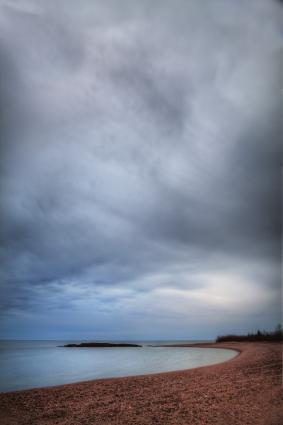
[0,344,240,394]
[0,342,282,424]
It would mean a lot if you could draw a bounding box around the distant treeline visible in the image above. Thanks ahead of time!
[216,325,283,343]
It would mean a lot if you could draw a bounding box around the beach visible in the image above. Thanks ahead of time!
[0,342,282,425]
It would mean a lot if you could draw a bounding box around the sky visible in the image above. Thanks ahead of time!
[0,0,282,340]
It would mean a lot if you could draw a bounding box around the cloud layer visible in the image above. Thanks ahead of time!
[0,0,282,339]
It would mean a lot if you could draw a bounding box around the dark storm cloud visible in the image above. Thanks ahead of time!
[0,0,282,338]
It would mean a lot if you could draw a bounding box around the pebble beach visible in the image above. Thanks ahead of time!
[0,342,282,425]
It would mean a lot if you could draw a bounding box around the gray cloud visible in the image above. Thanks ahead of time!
[0,0,282,339]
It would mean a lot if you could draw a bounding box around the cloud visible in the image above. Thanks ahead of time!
[0,0,282,338]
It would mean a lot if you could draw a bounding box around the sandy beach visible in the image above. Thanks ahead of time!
[0,342,282,425]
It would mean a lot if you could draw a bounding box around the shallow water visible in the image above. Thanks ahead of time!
[0,340,237,392]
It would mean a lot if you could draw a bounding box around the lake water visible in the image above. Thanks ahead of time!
[0,340,237,392]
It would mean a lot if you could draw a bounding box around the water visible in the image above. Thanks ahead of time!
[0,340,237,392]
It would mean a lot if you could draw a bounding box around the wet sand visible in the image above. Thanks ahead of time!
[0,342,282,425]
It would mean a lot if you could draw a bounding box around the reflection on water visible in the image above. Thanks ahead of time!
[0,340,237,392]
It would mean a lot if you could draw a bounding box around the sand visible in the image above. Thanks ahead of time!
[0,342,282,425]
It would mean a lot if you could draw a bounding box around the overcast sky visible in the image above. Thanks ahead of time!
[0,0,282,340]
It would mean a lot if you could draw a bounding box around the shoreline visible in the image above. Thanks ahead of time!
[0,343,240,395]
[35,344,241,393]
[0,342,282,424]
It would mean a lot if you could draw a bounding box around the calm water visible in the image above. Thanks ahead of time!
[0,340,237,392]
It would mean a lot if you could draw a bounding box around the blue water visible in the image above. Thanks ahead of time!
[0,340,237,392]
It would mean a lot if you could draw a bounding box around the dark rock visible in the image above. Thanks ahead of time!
[62,342,142,348]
